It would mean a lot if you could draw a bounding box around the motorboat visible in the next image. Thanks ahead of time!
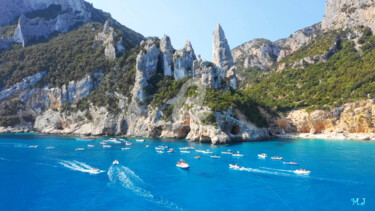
[136,139,145,142]
[201,150,213,154]
[28,145,38,148]
[107,139,121,144]
[155,147,164,150]
[283,162,299,165]
[157,150,165,154]
[210,155,221,158]
[113,160,119,165]
[258,153,267,159]
[119,139,125,141]
[180,150,190,153]
[160,145,169,149]
[46,146,55,150]
[194,155,200,159]
[294,169,311,175]
[271,156,283,160]
[146,145,150,148]
[75,148,85,151]
[100,141,107,145]
[91,168,100,173]
[221,151,232,155]
[232,151,244,157]
[179,147,189,150]
[168,148,175,153]
[195,149,204,153]
[87,144,95,148]
[121,147,130,150]
[176,160,189,169]
[229,164,243,170]
[102,145,111,148]
[125,142,132,146]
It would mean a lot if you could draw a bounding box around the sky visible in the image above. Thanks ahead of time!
[86,0,327,60]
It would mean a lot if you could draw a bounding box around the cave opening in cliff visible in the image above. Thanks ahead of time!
[231,125,241,135]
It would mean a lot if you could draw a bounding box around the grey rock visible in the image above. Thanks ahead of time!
[213,24,234,71]
[160,35,174,76]
[173,40,196,80]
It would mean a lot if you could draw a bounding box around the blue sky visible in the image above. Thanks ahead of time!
[86,0,327,60]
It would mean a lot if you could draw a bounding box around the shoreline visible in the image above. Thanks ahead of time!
[278,133,375,141]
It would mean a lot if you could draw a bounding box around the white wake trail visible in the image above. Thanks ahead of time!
[59,160,104,174]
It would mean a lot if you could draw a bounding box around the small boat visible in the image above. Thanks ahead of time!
[146,145,150,148]
[258,153,267,159]
[100,141,107,145]
[119,139,125,141]
[136,139,145,142]
[157,150,165,154]
[155,147,164,150]
[194,155,200,159]
[46,146,55,150]
[229,164,243,170]
[160,145,169,149]
[168,148,175,153]
[221,151,232,155]
[87,144,95,148]
[232,151,244,157]
[271,156,283,160]
[103,145,111,148]
[113,160,119,165]
[107,139,121,144]
[195,149,204,153]
[210,155,221,159]
[28,145,38,148]
[180,150,190,153]
[121,147,130,150]
[294,169,311,175]
[125,142,132,146]
[91,168,100,173]
[176,160,189,169]
[283,162,299,165]
[75,148,85,151]
[200,150,212,154]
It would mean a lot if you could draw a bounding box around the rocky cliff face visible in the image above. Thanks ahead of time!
[286,99,375,134]
[232,23,322,71]
[322,0,375,32]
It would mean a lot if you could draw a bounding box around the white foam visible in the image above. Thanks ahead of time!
[108,165,182,210]
[59,160,104,174]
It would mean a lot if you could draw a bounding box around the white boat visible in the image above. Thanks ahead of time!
[271,156,283,160]
[168,148,175,153]
[180,150,190,153]
[113,160,119,165]
[294,169,311,175]
[107,139,121,144]
[176,160,189,169]
[159,145,169,149]
[121,147,130,150]
[75,148,85,151]
[125,142,132,146]
[28,145,38,148]
[157,150,165,154]
[229,164,243,170]
[146,145,150,148]
[90,168,100,173]
[103,145,111,148]
[210,155,221,158]
[87,144,95,148]
[195,149,204,153]
[100,141,107,145]
[46,146,55,150]
[136,139,145,142]
[198,150,212,154]
[232,151,244,157]
[119,139,125,141]
[221,151,232,155]
[283,162,299,165]
[155,147,164,150]
[258,153,267,159]
[194,155,200,159]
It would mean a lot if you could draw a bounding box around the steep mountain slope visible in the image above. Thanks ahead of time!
[233,0,375,135]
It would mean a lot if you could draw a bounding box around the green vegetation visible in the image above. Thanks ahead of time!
[204,89,268,127]
[145,74,190,107]
[246,34,375,112]
[162,105,174,121]
[281,31,338,64]
[201,112,217,126]
[25,4,64,20]
[0,25,17,39]
[185,85,198,97]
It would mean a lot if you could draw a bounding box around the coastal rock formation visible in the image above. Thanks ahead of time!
[322,0,375,32]
[286,99,375,134]
[173,41,196,80]
[213,24,234,71]
[95,20,125,59]
[0,71,47,102]
[132,39,160,103]
[160,35,175,76]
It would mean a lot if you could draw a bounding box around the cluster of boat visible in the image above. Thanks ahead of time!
[255,153,310,175]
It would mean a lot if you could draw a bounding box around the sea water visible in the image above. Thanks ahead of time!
[0,134,374,210]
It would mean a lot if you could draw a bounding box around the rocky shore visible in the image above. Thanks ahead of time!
[278,133,375,141]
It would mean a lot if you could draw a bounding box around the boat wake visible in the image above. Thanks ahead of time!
[59,160,104,174]
[0,157,10,161]
[108,165,182,210]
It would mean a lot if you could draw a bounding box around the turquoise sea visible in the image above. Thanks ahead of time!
[0,134,374,210]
